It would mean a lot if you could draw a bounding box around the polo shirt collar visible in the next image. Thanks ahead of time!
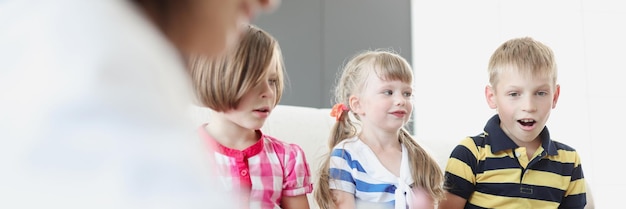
[483,114,558,156]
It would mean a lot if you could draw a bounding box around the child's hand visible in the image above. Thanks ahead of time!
[409,186,435,209]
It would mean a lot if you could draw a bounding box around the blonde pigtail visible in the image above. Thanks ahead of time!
[315,107,357,209]
[399,128,446,203]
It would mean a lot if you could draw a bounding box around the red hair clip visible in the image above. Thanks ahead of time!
[330,103,349,121]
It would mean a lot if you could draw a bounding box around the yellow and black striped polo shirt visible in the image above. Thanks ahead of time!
[444,115,586,209]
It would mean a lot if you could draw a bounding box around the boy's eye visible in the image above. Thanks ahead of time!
[536,91,548,96]
[382,90,393,95]
[403,91,412,97]
[508,92,519,97]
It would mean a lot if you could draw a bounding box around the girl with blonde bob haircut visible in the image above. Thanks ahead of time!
[315,49,445,209]
[189,25,313,209]
[190,24,285,111]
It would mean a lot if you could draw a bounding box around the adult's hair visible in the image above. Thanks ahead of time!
[131,0,189,39]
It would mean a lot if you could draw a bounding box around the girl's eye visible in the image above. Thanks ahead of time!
[382,90,393,95]
[403,92,412,97]
[268,79,277,86]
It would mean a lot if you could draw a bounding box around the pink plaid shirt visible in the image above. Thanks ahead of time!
[198,124,313,209]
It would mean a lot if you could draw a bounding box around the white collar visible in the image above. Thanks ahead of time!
[394,145,413,209]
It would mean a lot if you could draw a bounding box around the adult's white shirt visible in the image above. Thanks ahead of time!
[0,0,228,208]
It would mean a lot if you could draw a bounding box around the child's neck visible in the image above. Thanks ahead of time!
[206,115,260,150]
[358,127,401,151]
[359,127,403,177]
[518,138,542,159]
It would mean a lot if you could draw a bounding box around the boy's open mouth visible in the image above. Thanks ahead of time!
[518,119,536,126]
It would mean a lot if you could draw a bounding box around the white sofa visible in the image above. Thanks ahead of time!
[189,104,594,209]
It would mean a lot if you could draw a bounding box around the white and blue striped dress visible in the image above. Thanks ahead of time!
[328,137,414,209]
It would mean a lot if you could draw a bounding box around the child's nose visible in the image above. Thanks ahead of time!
[522,96,537,112]
[260,82,275,98]
[395,95,406,106]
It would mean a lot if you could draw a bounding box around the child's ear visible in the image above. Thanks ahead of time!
[552,84,561,109]
[349,95,362,115]
[485,85,497,109]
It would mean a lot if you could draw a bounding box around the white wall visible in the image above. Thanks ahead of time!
[411,1,625,208]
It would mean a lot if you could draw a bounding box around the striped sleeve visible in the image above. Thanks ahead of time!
[444,137,479,199]
[555,146,587,208]
[328,148,360,194]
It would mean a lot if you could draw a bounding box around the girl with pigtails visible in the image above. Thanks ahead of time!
[314,49,445,209]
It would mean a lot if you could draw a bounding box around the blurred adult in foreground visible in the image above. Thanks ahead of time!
[0,0,280,208]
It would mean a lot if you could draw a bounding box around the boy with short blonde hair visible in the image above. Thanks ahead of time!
[439,37,587,209]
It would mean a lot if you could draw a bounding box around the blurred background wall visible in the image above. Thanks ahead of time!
[254,0,411,108]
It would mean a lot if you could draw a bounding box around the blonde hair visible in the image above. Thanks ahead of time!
[314,49,445,209]
[488,37,557,90]
[189,25,285,111]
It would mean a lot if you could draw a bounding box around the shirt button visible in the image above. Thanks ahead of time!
[240,170,248,176]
